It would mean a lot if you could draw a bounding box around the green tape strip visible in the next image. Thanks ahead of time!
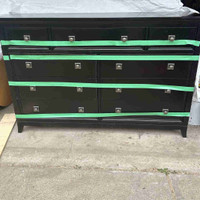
[3,55,9,61]
[1,40,200,47]
[9,55,199,61]
[8,81,194,92]
[15,112,190,119]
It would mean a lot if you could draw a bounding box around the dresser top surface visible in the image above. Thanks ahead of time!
[0,12,199,20]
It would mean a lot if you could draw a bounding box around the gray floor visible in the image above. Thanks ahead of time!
[0,104,14,121]
[0,104,200,200]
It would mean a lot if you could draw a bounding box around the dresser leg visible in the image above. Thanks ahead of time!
[17,123,24,133]
[181,127,187,138]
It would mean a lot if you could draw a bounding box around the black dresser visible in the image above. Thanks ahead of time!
[0,13,200,137]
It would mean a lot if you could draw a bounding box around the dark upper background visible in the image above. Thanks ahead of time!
[182,0,200,11]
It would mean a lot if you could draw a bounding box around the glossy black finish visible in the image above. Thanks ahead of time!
[101,89,188,112]
[149,27,198,40]
[13,87,98,114]
[4,27,49,40]
[11,60,97,82]
[100,61,196,80]
[52,27,146,41]
[1,15,199,137]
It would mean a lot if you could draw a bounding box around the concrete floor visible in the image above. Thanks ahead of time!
[0,104,14,121]
[0,104,200,200]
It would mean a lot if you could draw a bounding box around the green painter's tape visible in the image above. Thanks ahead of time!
[3,56,9,61]
[9,55,199,61]
[1,40,200,47]
[8,81,194,92]
[15,112,190,119]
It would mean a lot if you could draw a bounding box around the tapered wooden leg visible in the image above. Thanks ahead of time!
[17,123,24,133]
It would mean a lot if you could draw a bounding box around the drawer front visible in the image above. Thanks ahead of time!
[15,87,98,113]
[18,86,97,100]
[12,60,96,81]
[100,61,196,80]
[5,27,49,41]
[52,27,145,41]
[20,99,98,114]
[149,27,197,40]
[101,89,187,112]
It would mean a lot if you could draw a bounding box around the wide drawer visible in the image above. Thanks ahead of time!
[5,27,49,41]
[100,61,197,80]
[52,27,146,41]
[100,88,188,112]
[17,86,97,100]
[11,60,96,81]
[14,87,98,114]
[149,27,197,40]
[20,99,98,114]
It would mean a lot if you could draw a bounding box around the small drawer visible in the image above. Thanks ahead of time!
[100,88,187,113]
[100,61,196,80]
[12,60,96,81]
[52,27,146,41]
[149,27,197,40]
[5,27,49,41]
[16,87,98,113]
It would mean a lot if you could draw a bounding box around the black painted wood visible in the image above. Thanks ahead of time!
[1,15,199,137]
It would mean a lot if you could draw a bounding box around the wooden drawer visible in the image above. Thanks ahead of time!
[100,88,188,112]
[5,27,49,41]
[11,60,96,81]
[52,27,146,41]
[18,86,97,100]
[149,27,197,40]
[100,61,196,80]
[15,87,98,114]
[20,99,98,114]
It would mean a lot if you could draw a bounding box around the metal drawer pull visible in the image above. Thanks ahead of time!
[78,107,84,113]
[168,35,176,42]
[116,63,123,70]
[167,63,175,71]
[68,36,75,42]
[30,86,36,92]
[75,62,81,70]
[162,109,169,114]
[164,89,171,94]
[33,106,39,112]
[77,87,83,93]
[115,108,122,113]
[121,36,128,42]
[24,35,31,41]
[25,62,32,69]
[115,88,122,93]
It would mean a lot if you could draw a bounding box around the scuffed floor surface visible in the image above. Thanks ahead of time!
[0,114,200,199]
